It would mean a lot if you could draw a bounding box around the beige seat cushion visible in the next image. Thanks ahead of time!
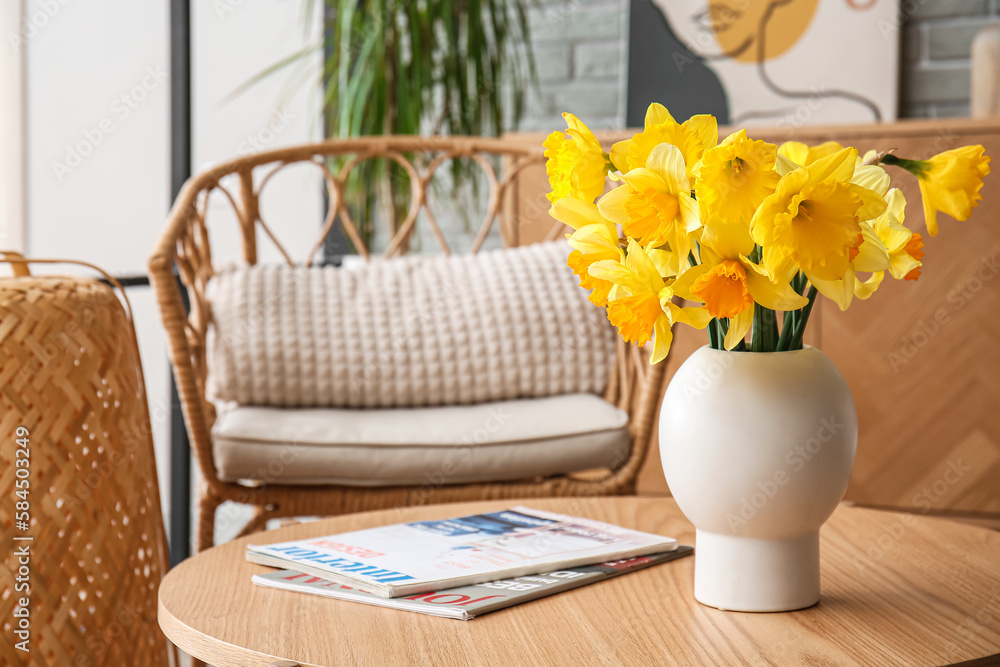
[212,393,630,486]
[205,241,616,408]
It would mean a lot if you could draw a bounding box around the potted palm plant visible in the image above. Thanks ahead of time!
[253,0,536,250]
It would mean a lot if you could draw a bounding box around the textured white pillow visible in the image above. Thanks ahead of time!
[205,241,617,408]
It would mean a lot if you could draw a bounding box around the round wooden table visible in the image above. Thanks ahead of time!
[158,497,1000,666]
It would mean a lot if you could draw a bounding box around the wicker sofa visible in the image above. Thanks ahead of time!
[149,136,665,551]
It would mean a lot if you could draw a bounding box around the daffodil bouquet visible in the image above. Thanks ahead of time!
[544,104,991,363]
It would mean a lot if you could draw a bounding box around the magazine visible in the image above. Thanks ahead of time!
[246,506,678,598]
[252,547,693,620]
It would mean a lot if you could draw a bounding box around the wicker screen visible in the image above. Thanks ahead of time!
[0,274,171,666]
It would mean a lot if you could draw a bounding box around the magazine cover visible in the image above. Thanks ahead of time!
[252,548,694,619]
[247,506,678,597]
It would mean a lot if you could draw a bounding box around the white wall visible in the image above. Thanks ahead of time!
[0,1,26,252]
[25,0,174,535]
[24,0,323,550]
[27,0,170,273]
[192,0,324,269]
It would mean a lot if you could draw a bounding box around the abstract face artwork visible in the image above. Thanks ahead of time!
[634,0,898,126]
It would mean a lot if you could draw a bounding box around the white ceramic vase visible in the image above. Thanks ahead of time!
[659,346,857,612]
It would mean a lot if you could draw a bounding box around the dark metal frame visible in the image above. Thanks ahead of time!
[168,0,192,566]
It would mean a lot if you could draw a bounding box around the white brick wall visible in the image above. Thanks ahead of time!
[518,0,628,133]
[901,0,1000,117]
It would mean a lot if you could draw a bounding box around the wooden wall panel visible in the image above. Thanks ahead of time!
[506,119,1000,518]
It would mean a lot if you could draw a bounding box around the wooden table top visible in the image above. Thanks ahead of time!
[158,497,1000,667]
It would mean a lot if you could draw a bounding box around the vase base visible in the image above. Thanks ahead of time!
[693,530,820,612]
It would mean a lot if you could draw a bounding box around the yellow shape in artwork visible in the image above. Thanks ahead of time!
[708,0,820,64]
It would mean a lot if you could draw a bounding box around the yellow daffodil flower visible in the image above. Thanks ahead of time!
[543,102,989,355]
[597,144,700,254]
[550,198,623,307]
[543,113,609,204]
[673,247,808,349]
[588,240,712,363]
[751,147,888,283]
[695,129,780,257]
[609,103,717,182]
[913,145,990,236]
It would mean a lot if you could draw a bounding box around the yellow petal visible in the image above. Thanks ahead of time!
[744,261,810,311]
[873,190,911,253]
[563,112,601,148]
[550,197,604,230]
[588,259,645,294]
[597,184,630,225]
[852,222,891,273]
[645,103,674,128]
[779,140,845,166]
[775,153,800,176]
[672,262,712,301]
[646,143,688,195]
[724,308,753,350]
[921,185,939,237]
[854,271,884,300]
[617,168,664,194]
[700,221,754,259]
[625,239,666,293]
[678,193,702,234]
[852,164,891,196]
[684,115,719,157]
[650,314,673,364]
[889,251,921,281]
[809,272,855,311]
[778,141,810,166]
[809,146,859,184]
[609,139,633,174]
[647,247,679,278]
[850,183,889,222]
[567,223,619,255]
[669,303,714,330]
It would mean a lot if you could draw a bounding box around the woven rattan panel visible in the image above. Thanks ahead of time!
[0,276,170,666]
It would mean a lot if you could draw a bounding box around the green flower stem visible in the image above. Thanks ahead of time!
[708,317,720,349]
[776,310,796,352]
[881,153,929,176]
[712,318,730,350]
[790,286,819,350]
[751,303,778,352]
[776,272,806,352]
[713,318,728,349]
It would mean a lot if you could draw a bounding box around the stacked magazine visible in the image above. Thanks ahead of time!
[248,506,692,619]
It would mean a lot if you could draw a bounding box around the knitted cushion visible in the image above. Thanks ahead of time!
[205,241,617,408]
